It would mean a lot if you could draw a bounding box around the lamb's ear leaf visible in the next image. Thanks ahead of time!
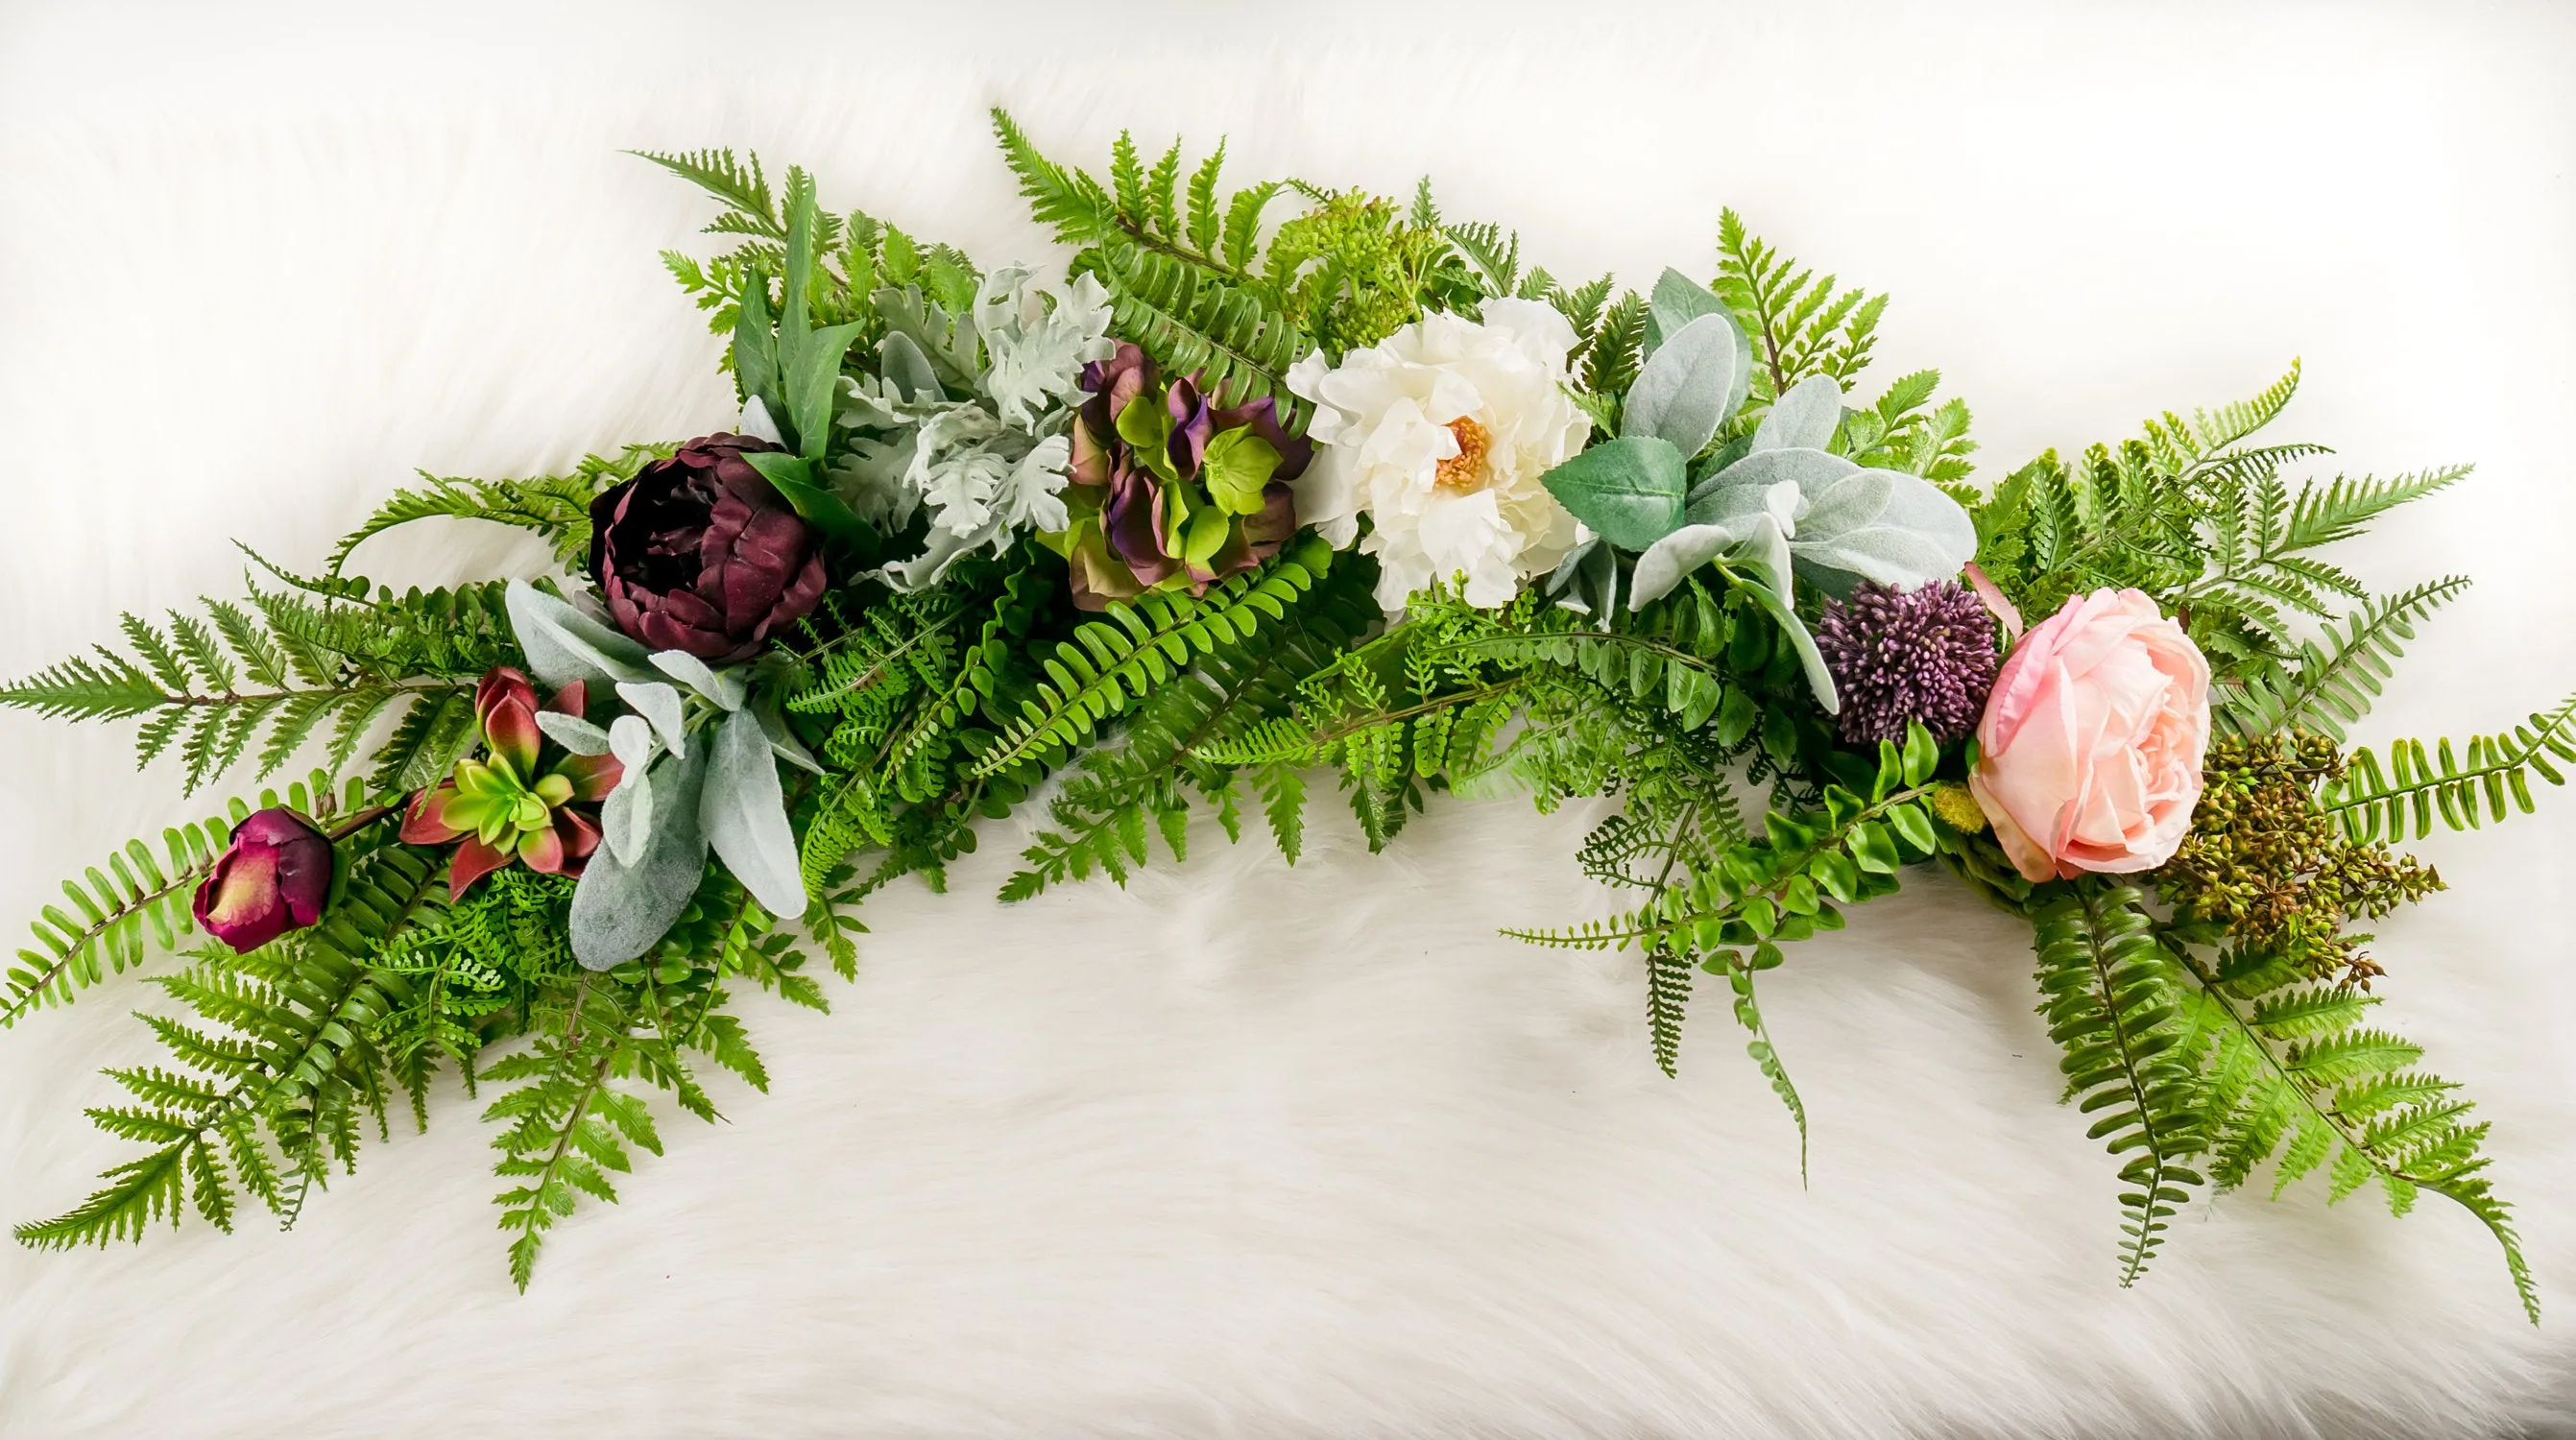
[1628,522,1743,611]
[1788,469,1980,591]
[1753,374,1845,453]
[1540,436,1686,551]
[505,581,657,690]
[570,746,709,970]
[878,330,945,402]
[740,451,877,548]
[1646,266,1729,354]
[1622,313,1748,459]
[699,706,807,920]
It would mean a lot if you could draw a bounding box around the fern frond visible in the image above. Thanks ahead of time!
[628,149,782,237]
[2030,881,2205,1286]
[2183,952,2537,1321]
[974,537,1334,779]
[4,772,373,1030]
[326,461,642,575]
[2217,577,2470,741]
[1073,241,1312,417]
[2323,693,2576,841]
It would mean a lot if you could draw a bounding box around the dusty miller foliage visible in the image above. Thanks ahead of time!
[0,122,2559,1320]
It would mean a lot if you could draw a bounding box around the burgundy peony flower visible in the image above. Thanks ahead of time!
[589,434,828,661]
[192,808,334,952]
[400,667,620,900]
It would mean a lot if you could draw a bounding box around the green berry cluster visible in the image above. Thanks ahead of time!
[2156,732,2443,986]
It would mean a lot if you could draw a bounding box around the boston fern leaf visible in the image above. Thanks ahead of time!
[14,840,444,1253]
[2030,881,2206,1286]
[2217,576,2471,741]
[325,453,653,576]
[972,537,1335,780]
[1074,241,1312,418]
[4,771,369,1030]
[482,973,661,1291]
[0,577,493,794]
[628,148,783,238]
[999,552,1379,901]
[2321,692,2576,842]
[2181,951,2537,1321]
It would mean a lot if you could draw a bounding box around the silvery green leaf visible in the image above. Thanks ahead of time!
[1628,522,1744,611]
[1788,469,1979,591]
[600,756,655,866]
[755,703,825,775]
[570,746,709,970]
[649,650,745,711]
[1621,314,1745,460]
[1737,570,1840,714]
[505,580,656,690]
[1686,446,1858,518]
[534,710,612,756]
[699,706,807,920]
[608,712,659,771]
[1752,375,1844,453]
[1685,475,1805,534]
[879,329,946,403]
[873,523,985,593]
[1548,536,1619,616]
[737,394,785,446]
[614,681,688,756]
[1646,267,1731,355]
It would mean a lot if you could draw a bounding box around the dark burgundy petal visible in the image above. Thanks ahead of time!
[1244,482,1298,557]
[192,807,333,952]
[1166,375,1212,477]
[587,433,818,660]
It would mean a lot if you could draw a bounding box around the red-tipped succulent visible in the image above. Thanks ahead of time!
[589,433,829,661]
[192,807,335,952]
[401,667,621,899]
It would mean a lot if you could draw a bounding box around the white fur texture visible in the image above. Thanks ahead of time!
[5,3,2576,1434]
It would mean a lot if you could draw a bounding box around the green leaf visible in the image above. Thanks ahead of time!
[1200,426,1282,516]
[1901,721,1939,787]
[1540,436,1687,550]
[732,267,781,419]
[739,452,877,549]
[1622,312,1750,459]
[1645,266,1730,353]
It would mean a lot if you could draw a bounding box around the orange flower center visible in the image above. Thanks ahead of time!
[1434,417,1492,493]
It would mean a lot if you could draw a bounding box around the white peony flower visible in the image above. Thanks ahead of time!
[1287,298,1591,611]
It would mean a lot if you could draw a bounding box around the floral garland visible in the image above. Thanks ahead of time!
[3,114,2561,1316]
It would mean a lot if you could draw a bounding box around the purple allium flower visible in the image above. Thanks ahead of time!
[1813,580,2001,746]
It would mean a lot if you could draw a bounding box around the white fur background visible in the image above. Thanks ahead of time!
[3,2,2574,1435]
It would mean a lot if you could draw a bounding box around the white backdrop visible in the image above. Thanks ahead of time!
[3,2,2574,1435]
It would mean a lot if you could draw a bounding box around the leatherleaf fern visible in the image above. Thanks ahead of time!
[0,562,538,796]
[16,829,443,1251]
[6,770,374,1030]
[2177,941,2536,1321]
[2029,880,2207,1286]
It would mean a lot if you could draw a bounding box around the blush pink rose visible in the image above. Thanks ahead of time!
[1966,588,2211,882]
